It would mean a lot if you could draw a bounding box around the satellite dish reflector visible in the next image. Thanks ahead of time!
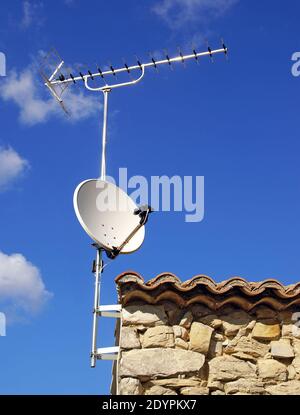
[73,179,145,254]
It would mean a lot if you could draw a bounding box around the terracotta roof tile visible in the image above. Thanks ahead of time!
[115,271,300,311]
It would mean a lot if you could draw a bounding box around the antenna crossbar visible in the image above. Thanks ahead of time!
[47,47,227,87]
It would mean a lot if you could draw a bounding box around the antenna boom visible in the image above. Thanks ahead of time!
[47,47,228,87]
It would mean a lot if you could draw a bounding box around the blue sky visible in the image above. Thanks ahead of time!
[0,0,300,395]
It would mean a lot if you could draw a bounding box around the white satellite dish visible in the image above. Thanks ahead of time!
[73,179,145,255]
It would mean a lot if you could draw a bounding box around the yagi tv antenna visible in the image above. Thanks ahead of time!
[43,42,228,180]
[42,42,228,372]
[42,43,228,167]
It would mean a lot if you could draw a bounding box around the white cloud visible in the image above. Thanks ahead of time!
[21,1,33,28]
[63,86,100,122]
[0,251,52,322]
[0,67,99,126]
[0,147,29,191]
[153,0,238,28]
[20,1,44,29]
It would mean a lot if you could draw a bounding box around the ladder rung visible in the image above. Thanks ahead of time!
[96,304,122,318]
[96,346,120,361]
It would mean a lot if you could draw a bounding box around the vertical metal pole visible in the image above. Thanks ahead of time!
[91,247,102,368]
[100,89,110,180]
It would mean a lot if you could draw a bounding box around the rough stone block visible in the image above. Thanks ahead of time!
[175,338,189,350]
[144,385,177,395]
[225,336,270,359]
[222,311,252,336]
[224,378,265,395]
[173,325,189,341]
[271,340,294,359]
[265,380,300,395]
[142,325,174,348]
[252,322,281,341]
[119,378,143,395]
[122,305,168,326]
[257,359,287,382]
[208,356,256,382]
[120,348,205,380]
[189,322,214,355]
[120,327,141,349]
[180,387,209,395]
[179,311,193,329]
[147,378,201,388]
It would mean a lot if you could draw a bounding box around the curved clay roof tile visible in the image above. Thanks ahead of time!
[115,271,300,311]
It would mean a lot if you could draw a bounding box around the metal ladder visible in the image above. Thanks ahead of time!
[91,246,122,367]
[89,207,153,367]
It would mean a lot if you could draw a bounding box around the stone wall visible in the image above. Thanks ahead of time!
[115,303,300,395]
